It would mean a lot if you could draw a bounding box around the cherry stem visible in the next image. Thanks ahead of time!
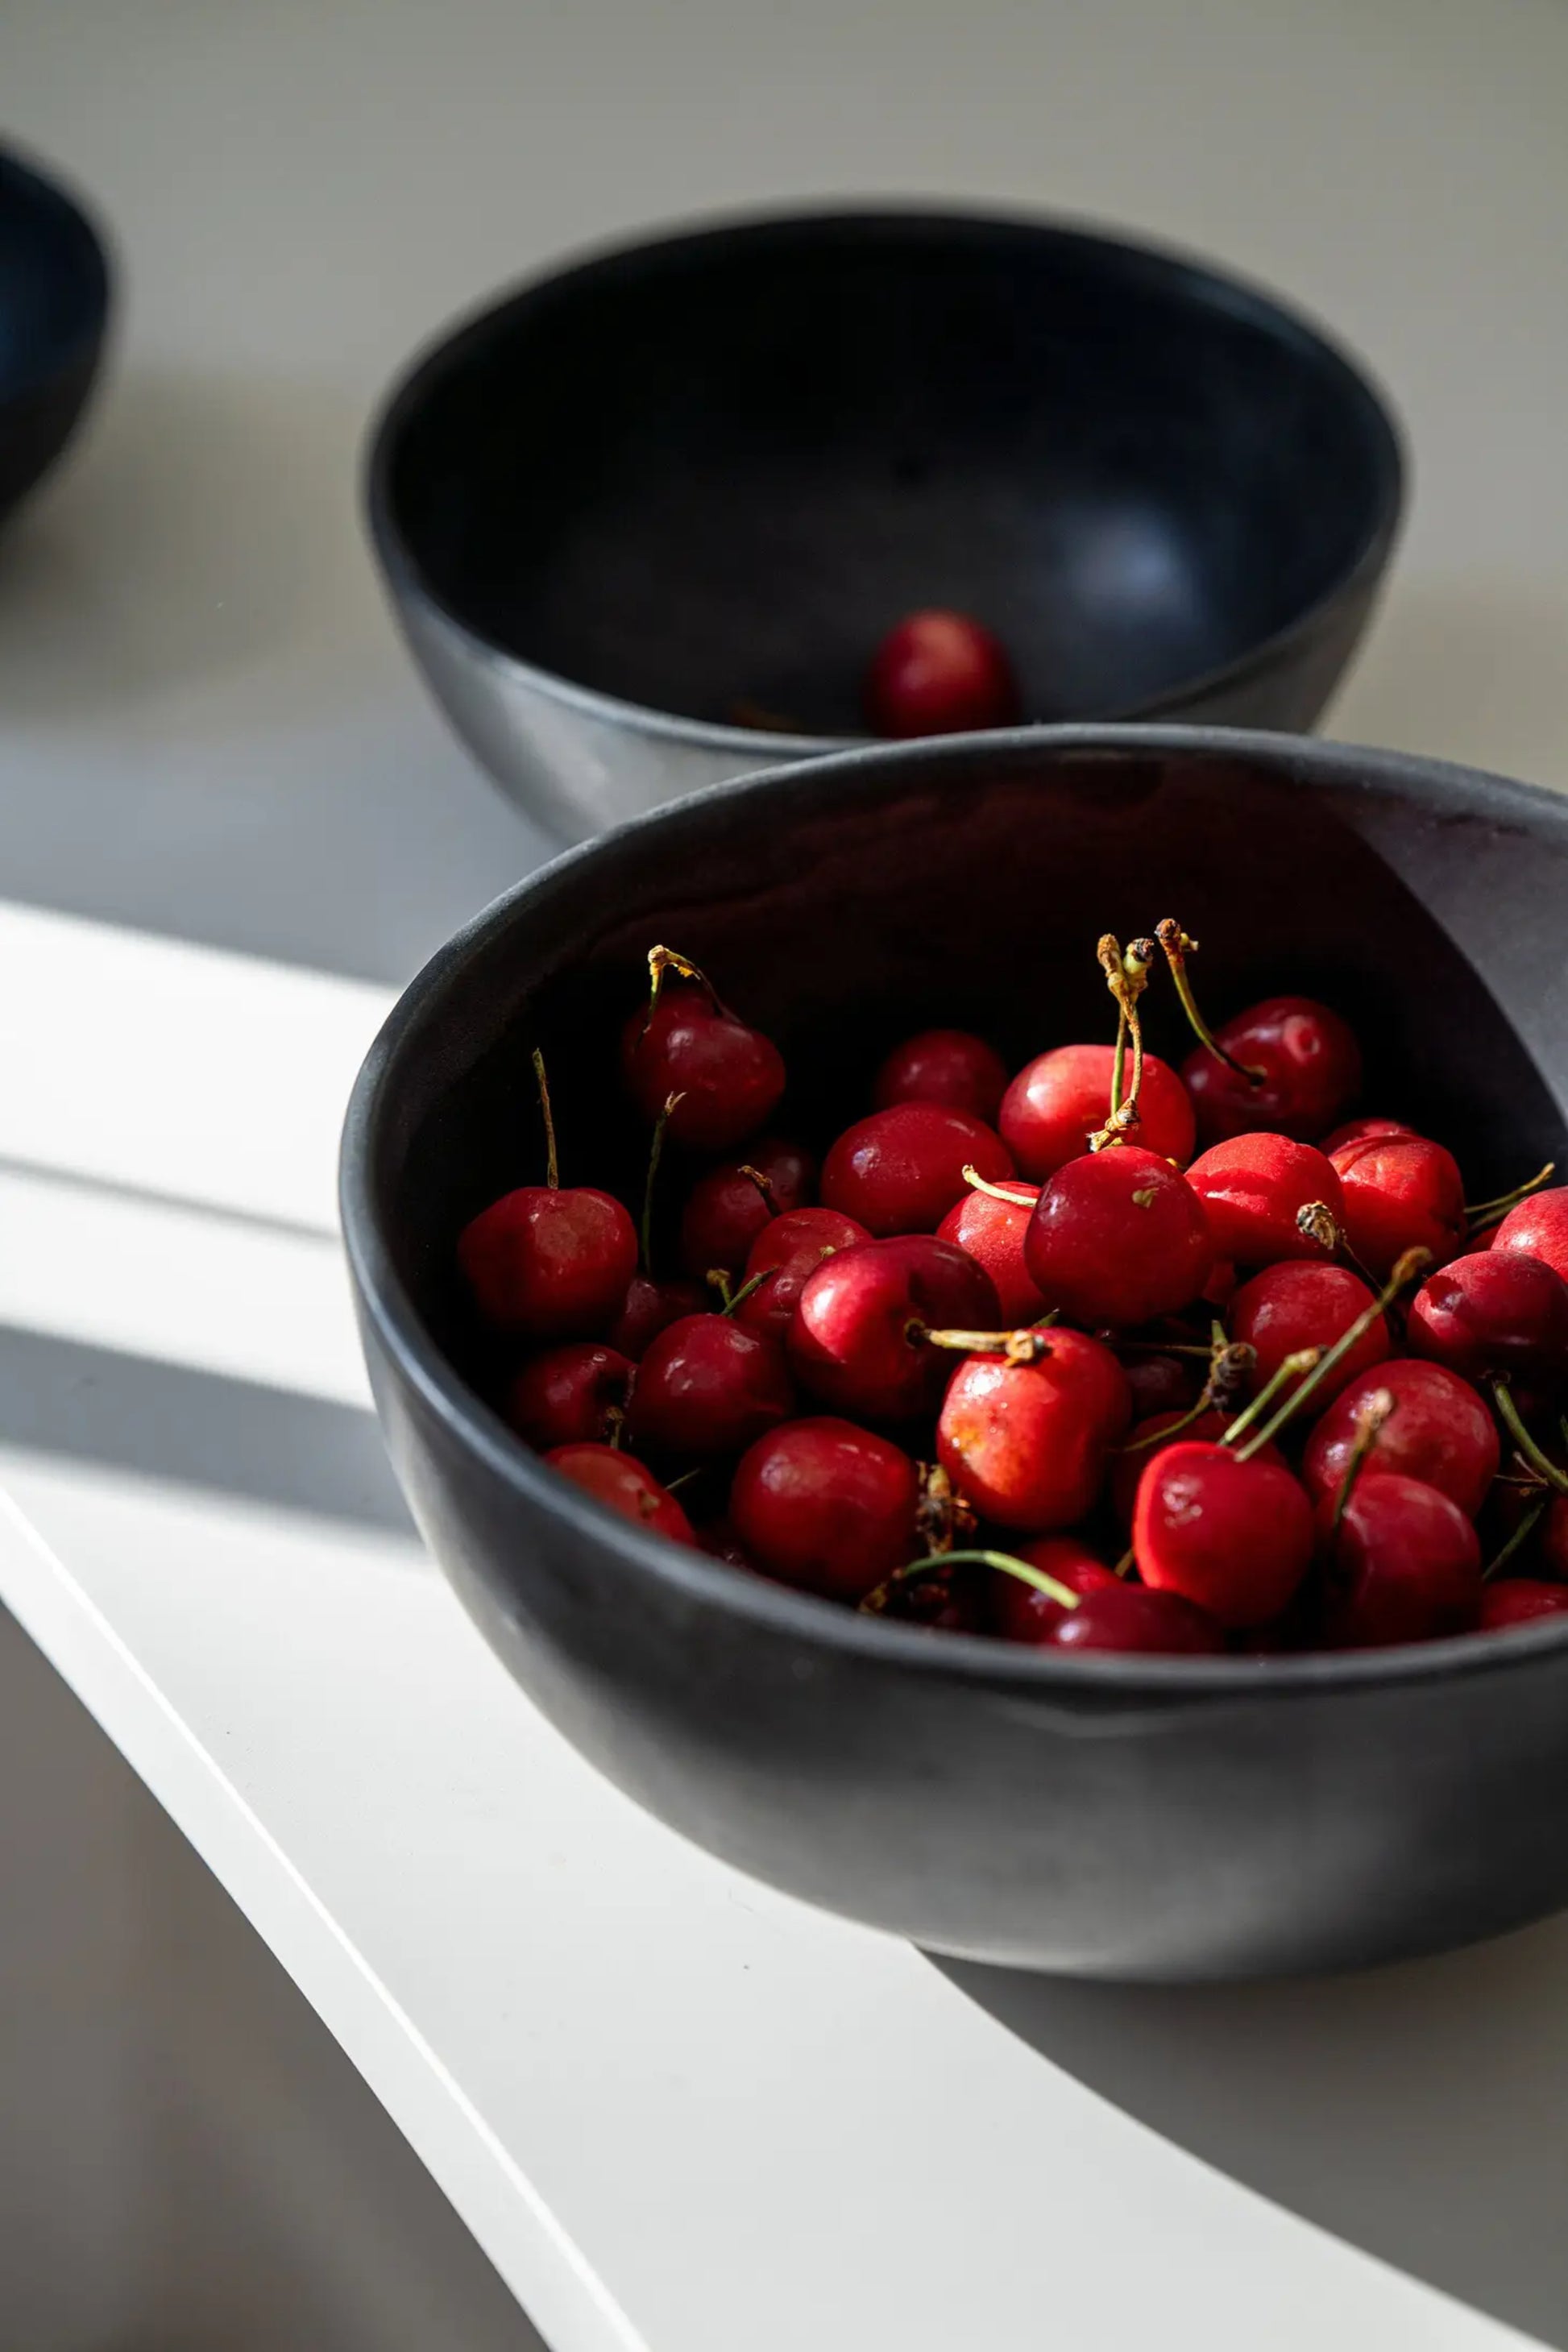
[861,1547,1082,1617]
[1222,1348,1323,1450]
[1482,1493,1550,1583]
[921,1325,1053,1365]
[739,1164,777,1213]
[1113,1545,1136,1580]
[604,1405,626,1453]
[1154,919,1262,1085]
[962,1164,1038,1207]
[531,1048,560,1189]
[1465,1161,1556,1230]
[641,944,720,1040]
[915,1462,974,1558]
[719,1267,769,1318]
[1090,934,1155,1149]
[665,1466,702,1494]
[1296,1201,1342,1255]
[1490,1379,1568,1495]
[1236,1247,1432,1462]
[1331,1387,1397,1533]
[1119,1336,1256,1453]
[640,1089,684,1273]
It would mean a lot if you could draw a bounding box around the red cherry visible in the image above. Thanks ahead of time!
[991,1537,1119,1644]
[729,1417,919,1601]
[1049,1583,1226,1656]
[790,1235,998,1422]
[1185,1133,1345,1267]
[1123,1351,1201,1421]
[862,608,1020,737]
[605,1273,707,1359]
[621,977,786,1151]
[1324,1117,1417,1153]
[1201,1258,1239,1312]
[678,1135,816,1280]
[1302,1359,1500,1520]
[1133,1440,1315,1626]
[1024,1146,1213,1328]
[1490,1188,1568,1283]
[1230,1263,1390,1406]
[1329,1132,1465,1280]
[1110,1411,1286,1529]
[734,1205,871,1335]
[1319,1475,1481,1647]
[1184,995,1362,1144]
[1480,1579,1568,1631]
[999,1043,1195,1180]
[544,1442,695,1544]
[1408,1251,1568,1385]
[819,1101,1013,1236]
[628,1313,794,1458]
[935,1179,1046,1324]
[937,1328,1130,1530]
[503,1342,636,1450]
[873,1028,1009,1122]
[459,1185,638,1341]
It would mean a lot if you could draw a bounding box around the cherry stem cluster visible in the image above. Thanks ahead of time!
[1232,1246,1432,1462]
[707,1266,769,1317]
[531,1048,560,1190]
[860,1547,1081,1619]
[1091,934,1155,1149]
[1465,1161,1557,1235]
[1155,919,1263,1085]
[1490,1379,1568,1495]
[1119,1334,1257,1454]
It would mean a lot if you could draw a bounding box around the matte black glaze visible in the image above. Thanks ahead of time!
[342,729,1568,1981]
[0,149,111,529]
[367,209,1404,837]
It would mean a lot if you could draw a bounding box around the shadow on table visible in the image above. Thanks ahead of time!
[935,1917,1568,2348]
[0,1319,413,1540]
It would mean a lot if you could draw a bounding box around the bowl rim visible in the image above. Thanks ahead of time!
[0,143,114,402]
[363,200,1406,756]
[341,720,1568,1699]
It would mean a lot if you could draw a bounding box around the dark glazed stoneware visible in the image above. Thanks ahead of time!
[342,728,1568,1981]
[0,149,111,530]
[366,209,1404,840]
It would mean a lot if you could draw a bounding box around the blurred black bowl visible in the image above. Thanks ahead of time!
[0,147,110,530]
[367,209,1404,840]
[343,724,1568,1985]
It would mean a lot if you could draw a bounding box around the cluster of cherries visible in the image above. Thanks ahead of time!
[456,927,1568,1657]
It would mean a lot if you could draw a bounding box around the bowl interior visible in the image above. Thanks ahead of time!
[379,214,1400,735]
[367,736,1566,1413]
[0,154,108,406]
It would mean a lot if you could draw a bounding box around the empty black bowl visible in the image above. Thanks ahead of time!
[367,209,1404,840]
[0,147,111,530]
[340,725,1564,1983]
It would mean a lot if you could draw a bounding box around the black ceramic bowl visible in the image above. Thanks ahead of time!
[341,726,1568,1983]
[367,209,1404,841]
[0,148,110,530]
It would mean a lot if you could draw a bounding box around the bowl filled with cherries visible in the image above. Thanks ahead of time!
[342,724,1568,1981]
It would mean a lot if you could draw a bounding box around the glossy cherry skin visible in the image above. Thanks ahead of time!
[862,608,1020,737]
[543,1443,694,1544]
[990,1537,1119,1644]
[1184,995,1363,1144]
[729,1417,920,1602]
[628,1313,794,1459]
[936,1180,1046,1324]
[820,1101,1013,1237]
[999,1043,1195,1180]
[937,1328,1130,1530]
[678,1136,816,1280]
[1408,1250,1568,1385]
[790,1235,998,1423]
[1480,1579,1568,1631]
[1050,1583,1226,1656]
[1133,1440,1315,1627]
[1110,1411,1285,1529]
[873,1028,1009,1123]
[1323,1116,1417,1153]
[1024,1146,1213,1328]
[1490,1188,1568,1283]
[1185,1133,1344,1267]
[734,1205,871,1336]
[1329,1131,1465,1280]
[620,978,786,1151]
[459,1185,638,1341]
[1319,1474,1481,1647]
[605,1273,707,1359]
[503,1342,636,1450]
[1301,1358,1500,1520]
[1123,1351,1201,1421]
[1230,1262,1389,1405]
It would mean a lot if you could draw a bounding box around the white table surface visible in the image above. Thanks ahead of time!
[2,5,1568,2346]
